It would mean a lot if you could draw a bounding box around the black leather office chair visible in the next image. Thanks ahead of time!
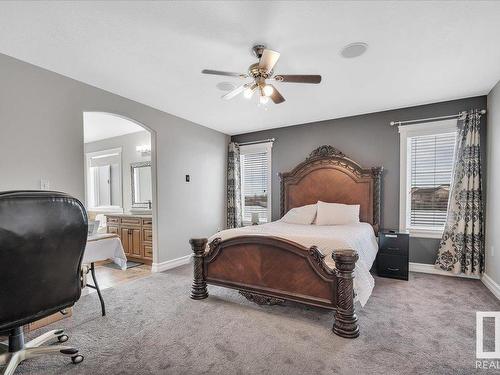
[0,191,87,374]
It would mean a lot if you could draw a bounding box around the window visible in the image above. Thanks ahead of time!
[85,148,123,212]
[399,120,457,238]
[239,142,272,225]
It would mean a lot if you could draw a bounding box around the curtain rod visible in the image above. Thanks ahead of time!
[390,109,486,127]
[236,138,275,146]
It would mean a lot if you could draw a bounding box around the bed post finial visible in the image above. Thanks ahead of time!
[332,249,359,338]
[189,238,208,300]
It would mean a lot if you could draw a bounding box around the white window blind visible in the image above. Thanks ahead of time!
[240,143,272,225]
[409,131,456,230]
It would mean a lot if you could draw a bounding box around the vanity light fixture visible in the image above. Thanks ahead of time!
[136,145,151,155]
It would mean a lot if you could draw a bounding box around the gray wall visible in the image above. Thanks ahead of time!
[0,53,228,264]
[486,80,500,285]
[85,130,151,213]
[232,96,487,264]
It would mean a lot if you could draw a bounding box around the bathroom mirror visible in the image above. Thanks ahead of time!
[86,148,122,212]
[131,161,152,208]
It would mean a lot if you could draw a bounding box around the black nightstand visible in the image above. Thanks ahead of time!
[377,230,409,280]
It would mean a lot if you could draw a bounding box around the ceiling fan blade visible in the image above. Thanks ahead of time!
[259,49,280,73]
[268,84,285,104]
[274,75,322,84]
[246,83,258,97]
[202,69,247,78]
[221,82,253,100]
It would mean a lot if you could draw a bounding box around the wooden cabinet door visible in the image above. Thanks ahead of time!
[129,228,142,257]
[143,244,153,260]
[121,228,131,255]
[142,229,153,242]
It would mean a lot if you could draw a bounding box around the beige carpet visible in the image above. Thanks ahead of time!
[12,265,500,375]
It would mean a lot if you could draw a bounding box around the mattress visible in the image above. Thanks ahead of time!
[207,221,378,307]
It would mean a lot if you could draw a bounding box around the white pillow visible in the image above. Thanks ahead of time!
[315,201,360,225]
[281,204,317,225]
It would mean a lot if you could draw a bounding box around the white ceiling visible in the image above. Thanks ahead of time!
[83,112,144,143]
[1,1,500,135]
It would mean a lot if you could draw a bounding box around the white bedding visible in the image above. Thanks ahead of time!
[208,221,378,306]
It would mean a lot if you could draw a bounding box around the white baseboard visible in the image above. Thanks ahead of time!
[409,262,480,279]
[481,273,500,300]
[151,254,192,273]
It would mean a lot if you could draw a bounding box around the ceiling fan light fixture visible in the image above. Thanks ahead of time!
[263,85,274,96]
[203,44,322,105]
[243,87,254,99]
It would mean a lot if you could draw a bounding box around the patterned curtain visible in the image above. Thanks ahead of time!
[435,110,484,275]
[227,142,242,228]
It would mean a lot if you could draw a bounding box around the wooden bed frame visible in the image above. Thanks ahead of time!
[189,145,382,338]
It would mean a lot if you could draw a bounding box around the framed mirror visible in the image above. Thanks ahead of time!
[131,161,152,209]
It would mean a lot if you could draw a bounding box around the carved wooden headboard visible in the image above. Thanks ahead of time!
[280,145,383,231]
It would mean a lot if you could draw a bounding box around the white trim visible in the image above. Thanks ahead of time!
[481,273,500,300]
[409,229,443,239]
[238,141,273,154]
[87,206,124,213]
[409,262,480,279]
[398,119,457,137]
[398,119,457,238]
[151,254,192,273]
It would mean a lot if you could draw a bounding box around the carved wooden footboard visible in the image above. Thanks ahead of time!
[189,236,360,338]
[189,145,382,339]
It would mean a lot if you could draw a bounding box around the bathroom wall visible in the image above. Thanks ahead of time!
[84,130,151,213]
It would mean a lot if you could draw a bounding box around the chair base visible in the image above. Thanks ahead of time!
[0,329,83,375]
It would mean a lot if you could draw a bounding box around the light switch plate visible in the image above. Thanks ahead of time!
[40,179,50,190]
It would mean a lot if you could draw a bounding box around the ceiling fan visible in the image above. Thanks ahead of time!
[202,44,321,105]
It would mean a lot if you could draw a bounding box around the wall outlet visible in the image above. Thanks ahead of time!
[40,179,50,190]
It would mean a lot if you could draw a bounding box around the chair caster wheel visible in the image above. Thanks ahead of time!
[71,354,84,364]
[57,334,69,343]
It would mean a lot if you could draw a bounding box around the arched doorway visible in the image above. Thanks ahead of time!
[82,112,158,297]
